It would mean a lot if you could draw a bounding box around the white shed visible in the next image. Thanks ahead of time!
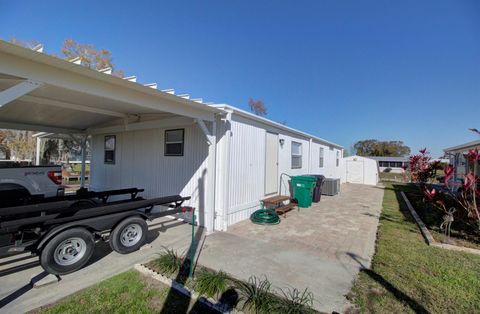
[0,40,344,233]
[342,155,378,186]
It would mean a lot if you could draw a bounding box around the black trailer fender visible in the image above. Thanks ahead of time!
[36,210,149,251]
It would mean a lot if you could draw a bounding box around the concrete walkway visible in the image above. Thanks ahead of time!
[199,183,384,313]
[0,216,197,314]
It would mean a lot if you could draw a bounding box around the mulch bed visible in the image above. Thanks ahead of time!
[402,184,480,250]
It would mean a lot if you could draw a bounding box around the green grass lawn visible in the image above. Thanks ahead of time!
[378,172,407,182]
[31,270,217,314]
[349,183,480,313]
[71,163,90,172]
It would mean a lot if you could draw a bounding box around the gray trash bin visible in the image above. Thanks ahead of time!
[303,175,325,202]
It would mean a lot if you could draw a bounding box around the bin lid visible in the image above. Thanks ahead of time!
[292,175,316,182]
[303,174,325,183]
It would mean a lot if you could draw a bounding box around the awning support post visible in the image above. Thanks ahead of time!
[80,136,88,189]
[195,118,217,233]
[35,137,41,166]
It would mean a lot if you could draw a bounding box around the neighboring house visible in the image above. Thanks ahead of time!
[444,140,480,178]
[369,156,409,173]
[0,40,344,233]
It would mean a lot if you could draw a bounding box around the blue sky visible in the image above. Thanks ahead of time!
[1,0,479,157]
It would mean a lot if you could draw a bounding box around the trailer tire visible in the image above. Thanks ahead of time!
[109,216,148,254]
[40,228,95,275]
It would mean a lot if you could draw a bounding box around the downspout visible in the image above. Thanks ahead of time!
[308,138,313,173]
[223,110,233,231]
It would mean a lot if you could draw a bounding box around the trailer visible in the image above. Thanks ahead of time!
[0,188,193,275]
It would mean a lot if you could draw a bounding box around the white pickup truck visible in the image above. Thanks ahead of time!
[0,161,65,206]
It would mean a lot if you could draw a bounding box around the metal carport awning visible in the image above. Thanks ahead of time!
[0,40,222,190]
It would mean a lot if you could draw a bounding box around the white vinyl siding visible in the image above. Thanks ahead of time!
[291,141,302,169]
[90,125,209,224]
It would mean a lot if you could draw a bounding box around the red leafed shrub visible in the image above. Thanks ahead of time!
[409,148,440,184]
[420,148,480,230]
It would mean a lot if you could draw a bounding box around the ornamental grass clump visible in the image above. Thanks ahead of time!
[275,287,315,314]
[153,247,183,276]
[195,270,230,298]
[236,275,275,314]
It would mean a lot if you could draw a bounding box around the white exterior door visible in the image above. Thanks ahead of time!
[265,132,279,195]
[346,160,364,184]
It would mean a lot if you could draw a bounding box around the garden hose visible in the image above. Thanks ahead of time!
[250,209,280,225]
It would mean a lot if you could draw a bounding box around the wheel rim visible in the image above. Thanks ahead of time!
[120,223,143,247]
[53,237,87,266]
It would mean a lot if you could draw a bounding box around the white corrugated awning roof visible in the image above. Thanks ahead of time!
[444,140,480,153]
[0,40,221,134]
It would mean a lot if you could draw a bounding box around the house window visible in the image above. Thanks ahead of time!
[104,135,116,164]
[165,129,184,156]
[336,151,340,167]
[291,141,302,169]
[319,147,324,168]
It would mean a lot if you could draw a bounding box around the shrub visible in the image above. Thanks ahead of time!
[409,148,440,184]
[195,270,230,298]
[153,247,182,276]
[276,287,315,314]
[236,275,275,314]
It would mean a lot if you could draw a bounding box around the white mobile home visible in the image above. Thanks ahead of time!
[0,40,343,233]
[89,105,344,231]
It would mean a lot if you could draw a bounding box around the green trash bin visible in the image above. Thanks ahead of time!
[291,176,316,208]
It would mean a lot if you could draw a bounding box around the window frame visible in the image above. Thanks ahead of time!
[319,147,325,168]
[164,129,185,157]
[104,135,116,164]
[336,150,340,167]
[291,141,303,169]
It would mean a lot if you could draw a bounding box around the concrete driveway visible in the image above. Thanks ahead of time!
[199,183,384,313]
[0,215,197,314]
[1,184,383,313]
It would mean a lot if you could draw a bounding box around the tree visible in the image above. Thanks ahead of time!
[8,37,41,49]
[248,98,267,116]
[354,139,410,157]
[0,130,11,159]
[4,130,36,160]
[61,39,124,77]
[8,37,125,77]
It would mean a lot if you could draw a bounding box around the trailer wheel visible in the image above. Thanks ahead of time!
[109,216,148,254]
[40,228,95,275]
